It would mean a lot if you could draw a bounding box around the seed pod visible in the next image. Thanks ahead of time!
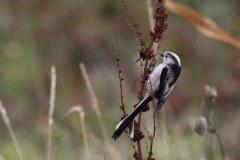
[194,116,207,137]
[205,85,217,103]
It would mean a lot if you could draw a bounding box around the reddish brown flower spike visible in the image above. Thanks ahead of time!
[142,104,150,112]
[132,122,145,142]
[133,151,139,160]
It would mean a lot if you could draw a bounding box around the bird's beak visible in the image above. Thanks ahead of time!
[160,52,164,57]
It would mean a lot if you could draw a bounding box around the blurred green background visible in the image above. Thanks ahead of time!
[0,0,240,160]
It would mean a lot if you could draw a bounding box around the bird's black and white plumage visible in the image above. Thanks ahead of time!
[112,51,181,141]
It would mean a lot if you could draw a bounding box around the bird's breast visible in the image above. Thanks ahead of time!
[147,64,165,92]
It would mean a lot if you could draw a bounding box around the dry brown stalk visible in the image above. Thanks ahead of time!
[80,63,120,160]
[195,85,226,160]
[47,66,57,160]
[126,18,140,51]
[80,63,123,160]
[110,33,126,115]
[146,73,157,160]
[126,134,138,153]
[210,134,219,160]
[79,63,109,145]
[146,0,158,54]
[137,60,148,160]
[215,130,225,160]
[125,18,144,73]
[208,105,226,160]
[120,0,146,48]
[65,106,90,160]
[0,101,25,160]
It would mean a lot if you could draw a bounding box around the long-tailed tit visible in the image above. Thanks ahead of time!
[112,51,181,141]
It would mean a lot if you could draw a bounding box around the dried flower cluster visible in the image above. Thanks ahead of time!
[194,85,226,160]
[151,6,168,43]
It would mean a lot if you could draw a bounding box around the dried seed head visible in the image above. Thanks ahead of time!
[205,85,217,103]
[194,116,207,137]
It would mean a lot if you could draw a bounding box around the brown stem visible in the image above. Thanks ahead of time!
[137,60,149,160]
[208,100,226,160]
[148,117,156,159]
[210,134,219,160]
[136,6,161,159]
[147,84,157,160]
[216,130,226,160]
[111,33,126,115]
[121,0,145,48]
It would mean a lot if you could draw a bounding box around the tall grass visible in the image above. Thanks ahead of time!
[65,106,90,160]
[0,101,25,160]
[47,66,57,160]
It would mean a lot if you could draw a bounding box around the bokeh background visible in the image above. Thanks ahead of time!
[0,0,240,160]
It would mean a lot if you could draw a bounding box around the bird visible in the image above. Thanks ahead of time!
[112,51,181,141]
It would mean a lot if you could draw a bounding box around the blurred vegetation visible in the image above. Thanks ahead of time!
[0,0,240,160]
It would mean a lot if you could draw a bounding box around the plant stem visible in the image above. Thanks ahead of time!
[216,130,226,160]
[47,66,57,160]
[137,60,149,160]
[0,101,25,160]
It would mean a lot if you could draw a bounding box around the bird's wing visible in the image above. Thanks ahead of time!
[156,67,174,111]
[156,85,174,111]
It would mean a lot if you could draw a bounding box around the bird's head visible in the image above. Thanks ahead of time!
[160,52,181,66]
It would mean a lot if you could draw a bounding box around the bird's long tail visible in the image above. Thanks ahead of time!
[112,94,153,141]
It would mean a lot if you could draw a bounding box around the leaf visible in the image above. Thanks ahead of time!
[165,0,240,49]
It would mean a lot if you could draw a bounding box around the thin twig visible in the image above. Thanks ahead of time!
[126,18,144,73]
[137,59,149,160]
[145,138,150,153]
[79,63,109,145]
[47,66,57,160]
[0,101,25,160]
[142,122,151,138]
[79,110,90,160]
[147,75,157,160]
[110,33,126,115]
[146,0,158,53]
[126,18,140,51]
[121,0,145,48]
[79,63,101,116]
[126,134,138,153]
[215,130,226,160]
[80,63,119,160]
[207,97,226,160]
[102,153,107,160]
[210,134,219,160]
[65,106,90,160]
[133,77,141,88]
